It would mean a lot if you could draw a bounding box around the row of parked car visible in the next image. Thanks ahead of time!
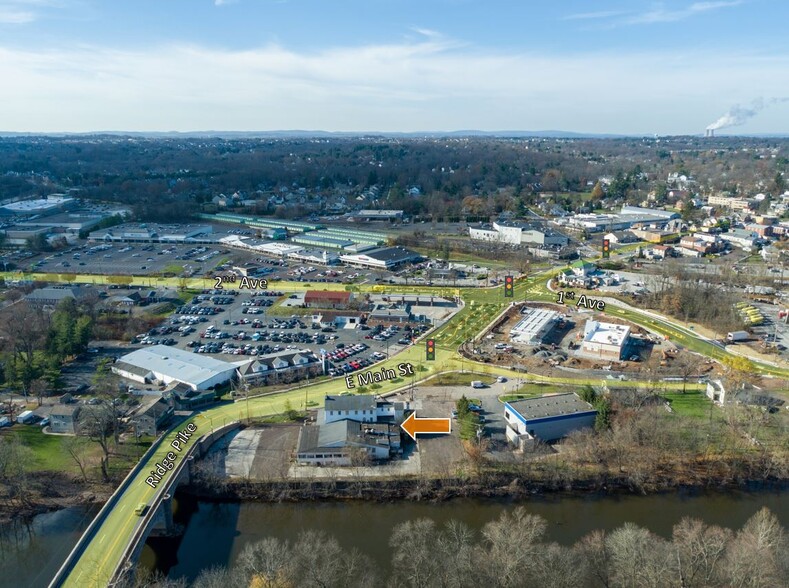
[328,350,387,377]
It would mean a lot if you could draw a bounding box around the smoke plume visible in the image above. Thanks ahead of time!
[707,97,789,131]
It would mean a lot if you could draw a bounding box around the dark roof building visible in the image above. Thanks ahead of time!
[25,285,95,308]
[340,246,421,269]
[296,419,400,466]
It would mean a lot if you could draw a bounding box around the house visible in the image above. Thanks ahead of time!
[646,245,674,260]
[168,383,217,410]
[504,393,597,450]
[579,320,631,361]
[304,290,352,309]
[49,404,81,435]
[569,259,596,278]
[25,285,95,308]
[237,350,319,384]
[130,396,174,436]
[295,419,401,466]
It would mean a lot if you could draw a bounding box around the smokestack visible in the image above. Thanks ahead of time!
[710,129,714,137]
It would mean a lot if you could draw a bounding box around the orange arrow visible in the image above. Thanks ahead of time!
[400,412,451,441]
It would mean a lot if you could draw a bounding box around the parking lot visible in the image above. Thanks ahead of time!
[28,242,257,277]
[135,287,431,382]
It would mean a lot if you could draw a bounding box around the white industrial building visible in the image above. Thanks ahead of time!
[323,394,411,424]
[510,308,562,345]
[340,246,421,269]
[112,345,237,390]
[469,221,569,247]
[504,393,597,449]
[579,320,631,361]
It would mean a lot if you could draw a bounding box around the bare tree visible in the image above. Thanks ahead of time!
[79,403,115,482]
[64,436,92,482]
[671,517,731,588]
[480,508,547,587]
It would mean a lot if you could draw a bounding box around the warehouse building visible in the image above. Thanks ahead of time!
[351,210,404,222]
[579,320,631,361]
[112,345,237,391]
[504,393,597,449]
[340,246,421,269]
[295,419,401,466]
[469,221,569,247]
[510,308,562,345]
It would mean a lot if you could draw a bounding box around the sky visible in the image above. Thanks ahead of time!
[1,0,788,135]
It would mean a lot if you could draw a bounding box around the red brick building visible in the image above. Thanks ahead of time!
[304,290,352,309]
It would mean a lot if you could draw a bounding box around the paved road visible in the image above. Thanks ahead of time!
[56,268,784,586]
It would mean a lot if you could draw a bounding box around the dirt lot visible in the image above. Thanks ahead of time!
[480,302,720,381]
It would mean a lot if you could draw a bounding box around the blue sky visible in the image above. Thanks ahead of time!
[1,0,788,134]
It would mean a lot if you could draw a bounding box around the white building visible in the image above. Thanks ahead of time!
[510,308,561,345]
[504,393,597,449]
[579,320,631,361]
[323,394,410,424]
[469,221,569,247]
[112,345,237,390]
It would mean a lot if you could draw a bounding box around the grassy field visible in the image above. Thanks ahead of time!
[424,371,491,386]
[662,391,713,419]
[2,425,147,478]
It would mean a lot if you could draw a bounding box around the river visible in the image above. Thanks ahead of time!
[0,505,100,588]
[143,489,788,584]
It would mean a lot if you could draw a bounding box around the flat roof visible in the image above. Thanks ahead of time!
[506,393,595,420]
[2,196,73,212]
[325,394,376,412]
[511,308,561,342]
[116,345,235,387]
[583,320,630,347]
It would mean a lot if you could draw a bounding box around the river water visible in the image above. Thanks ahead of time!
[0,504,99,588]
[143,489,788,584]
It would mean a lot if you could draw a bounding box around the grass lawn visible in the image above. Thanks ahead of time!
[425,372,491,386]
[499,384,571,402]
[2,425,147,479]
[663,390,713,418]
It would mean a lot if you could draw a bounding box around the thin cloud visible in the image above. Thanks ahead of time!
[0,8,35,23]
[0,0,69,24]
[624,1,744,25]
[564,1,744,28]
[562,10,628,21]
[0,37,787,133]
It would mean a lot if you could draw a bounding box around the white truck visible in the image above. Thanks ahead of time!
[726,331,750,343]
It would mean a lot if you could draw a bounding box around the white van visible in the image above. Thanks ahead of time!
[471,381,485,389]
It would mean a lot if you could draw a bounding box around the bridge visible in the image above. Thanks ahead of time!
[46,272,788,587]
[49,421,240,588]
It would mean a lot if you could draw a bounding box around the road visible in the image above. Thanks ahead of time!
[51,266,788,586]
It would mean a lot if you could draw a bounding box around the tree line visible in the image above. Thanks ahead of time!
[123,506,787,588]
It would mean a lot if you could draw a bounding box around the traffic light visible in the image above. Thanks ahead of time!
[426,338,435,361]
[504,275,514,298]
[602,238,610,259]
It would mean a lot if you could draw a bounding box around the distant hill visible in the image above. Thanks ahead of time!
[0,129,632,139]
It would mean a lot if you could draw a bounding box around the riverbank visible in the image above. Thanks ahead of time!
[0,472,111,526]
[178,470,789,505]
